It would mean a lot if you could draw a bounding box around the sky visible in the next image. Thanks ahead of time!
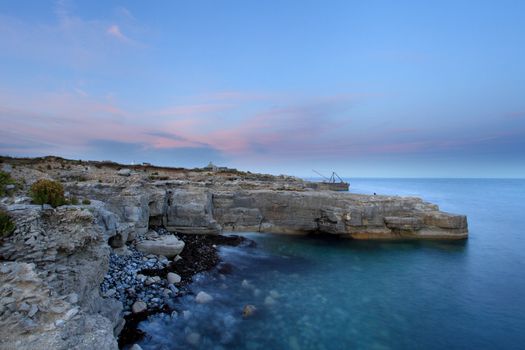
[0,0,524,177]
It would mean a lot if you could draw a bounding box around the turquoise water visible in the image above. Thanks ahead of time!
[137,179,525,349]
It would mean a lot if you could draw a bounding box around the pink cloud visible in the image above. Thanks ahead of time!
[106,24,133,43]
[151,104,234,117]
[7,86,515,163]
[197,91,274,101]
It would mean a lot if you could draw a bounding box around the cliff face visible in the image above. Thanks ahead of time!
[0,157,468,348]
[0,206,121,350]
[55,165,467,241]
[61,179,467,242]
[212,190,467,239]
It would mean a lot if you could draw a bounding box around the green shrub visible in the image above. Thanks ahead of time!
[70,196,79,205]
[0,171,16,196]
[82,198,91,205]
[30,179,65,208]
[0,210,15,237]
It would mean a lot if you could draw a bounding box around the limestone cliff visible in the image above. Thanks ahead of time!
[66,181,468,241]
[0,156,468,349]
[0,206,120,350]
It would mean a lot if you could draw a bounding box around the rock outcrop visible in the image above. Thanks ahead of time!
[0,156,469,349]
[213,190,467,239]
[0,206,120,350]
[66,184,467,241]
[5,156,464,240]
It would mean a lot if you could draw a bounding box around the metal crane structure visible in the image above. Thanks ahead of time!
[310,170,349,191]
[312,169,330,181]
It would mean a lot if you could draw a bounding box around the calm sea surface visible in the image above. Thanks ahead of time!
[136,179,525,350]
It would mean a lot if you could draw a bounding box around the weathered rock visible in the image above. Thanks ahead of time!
[167,272,181,285]
[106,190,149,236]
[131,301,147,314]
[384,216,423,231]
[148,188,168,226]
[117,168,131,176]
[195,291,213,304]
[212,190,468,239]
[1,163,12,173]
[242,304,257,318]
[0,207,119,350]
[164,190,222,234]
[0,156,469,349]
[136,235,185,258]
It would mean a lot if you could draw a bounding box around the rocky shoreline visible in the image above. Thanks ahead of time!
[0,156,469,349]
[113,230,250,348]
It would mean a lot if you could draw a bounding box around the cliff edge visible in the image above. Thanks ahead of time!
[0,156,468,349]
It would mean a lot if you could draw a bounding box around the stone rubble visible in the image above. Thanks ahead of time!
[99,245,174,313]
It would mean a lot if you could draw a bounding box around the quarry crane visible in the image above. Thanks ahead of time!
[312,170,344,184]
[312,169,330,182]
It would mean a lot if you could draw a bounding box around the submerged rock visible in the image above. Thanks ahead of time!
[242,304,257,318]
[195,291,213,304]
[264,296,276,306]
[186,332,201,346]
[241,279,254,289]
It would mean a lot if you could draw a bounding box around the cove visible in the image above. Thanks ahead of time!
[135,179,525,350]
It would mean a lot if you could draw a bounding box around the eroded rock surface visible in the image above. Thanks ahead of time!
[0,156,468,349]
[213,190,467,239]
[136,235,185,257]
[2,156,465,240]
[0,206,120,350]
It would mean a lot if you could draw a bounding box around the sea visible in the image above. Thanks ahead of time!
[134,179,525,350]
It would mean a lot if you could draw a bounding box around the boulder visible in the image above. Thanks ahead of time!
[167,272,181,285]
[117,169,131,176]
[136,236,185,258]
[131,301,147,314]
